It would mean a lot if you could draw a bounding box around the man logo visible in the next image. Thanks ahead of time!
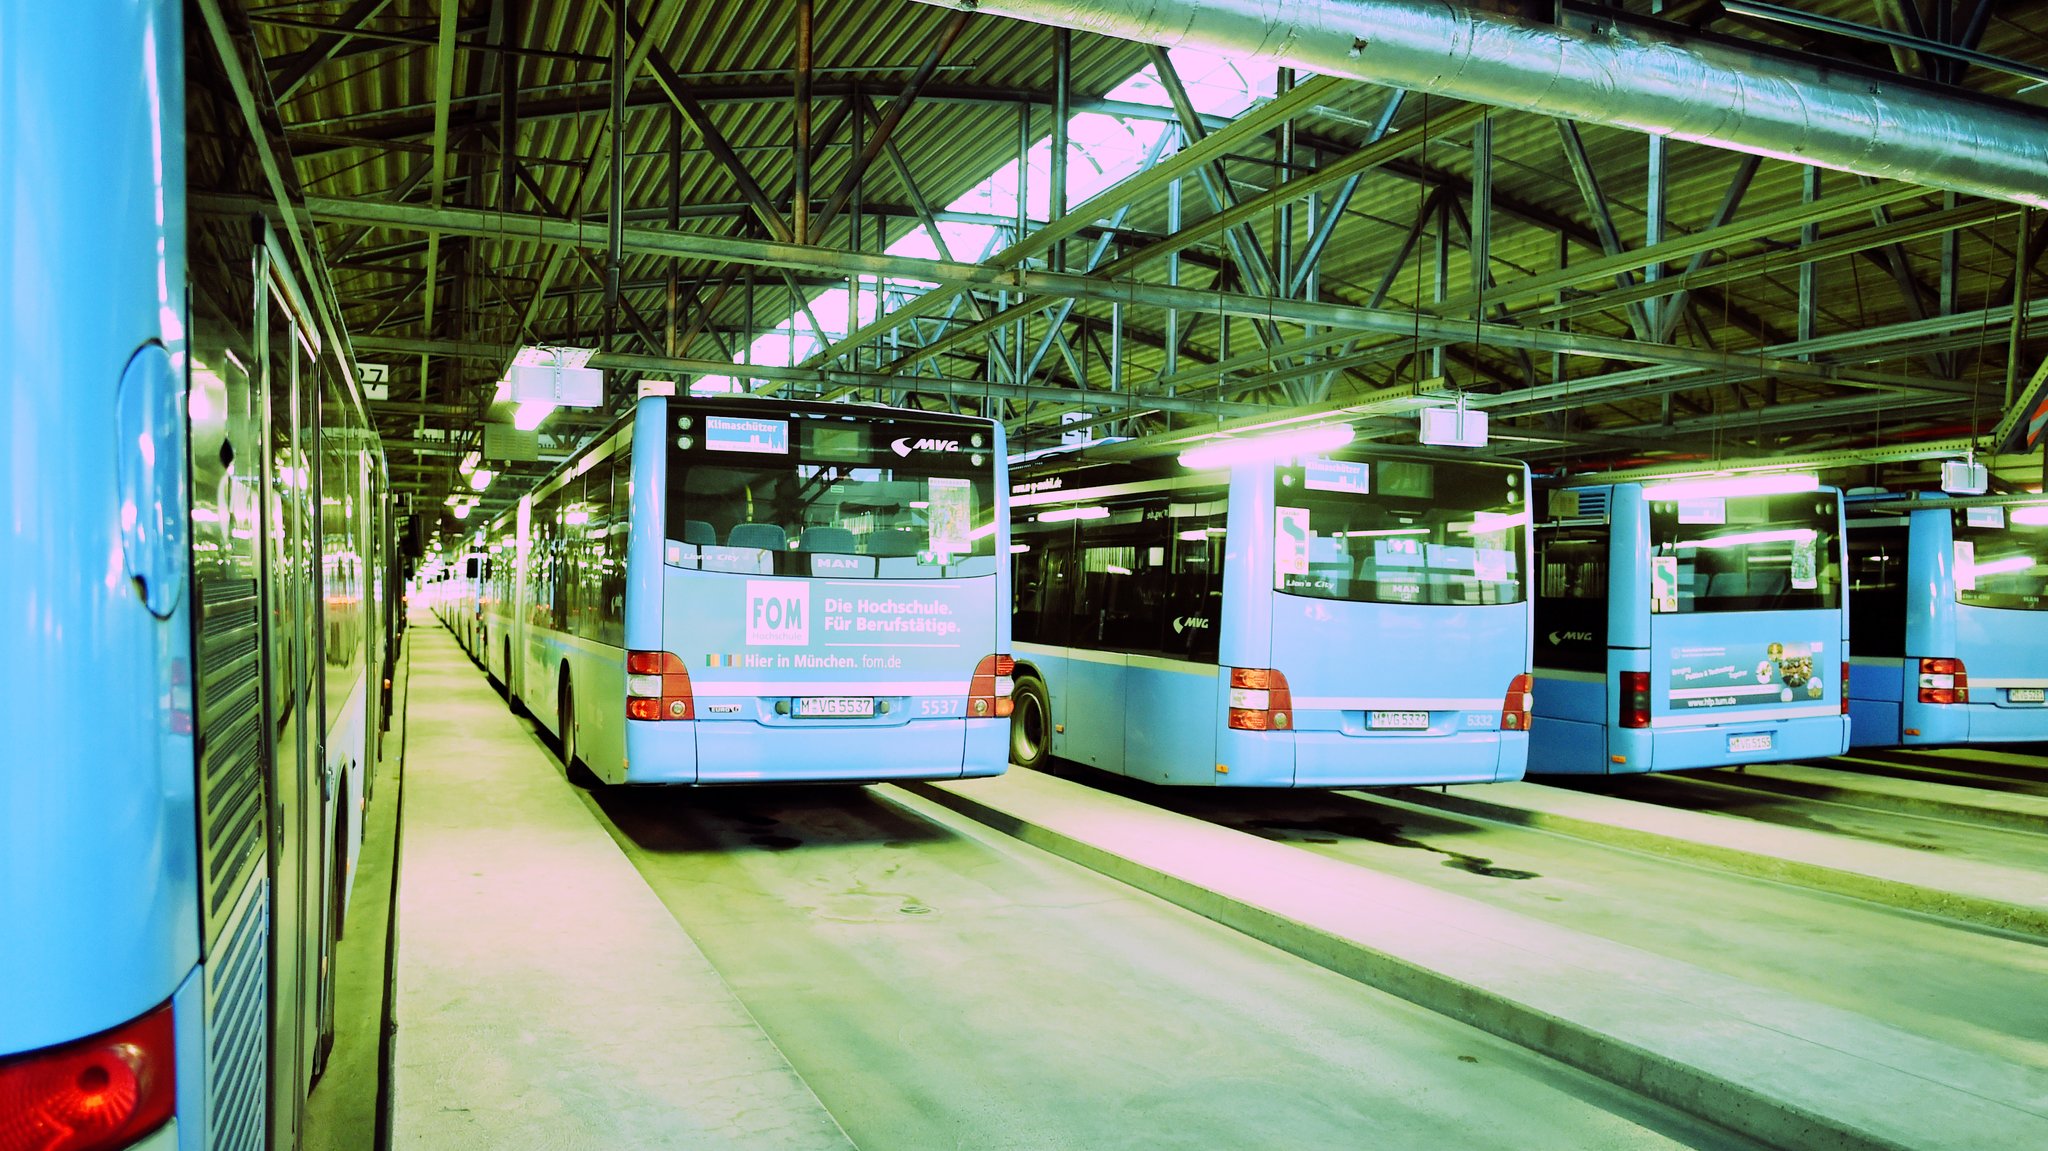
[746,580,809,645]
[814,555,859,571]
[890,436,960,457]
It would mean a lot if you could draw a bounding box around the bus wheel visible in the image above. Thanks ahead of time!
[560,674,600,789]
[505,641,526,715]
[1010,675,1051,770]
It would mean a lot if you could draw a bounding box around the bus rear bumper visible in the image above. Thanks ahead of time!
[1217,728,1527,787]
[623,717,1008,783]
[1617,715,1849,773]
[1900,701,2048,745]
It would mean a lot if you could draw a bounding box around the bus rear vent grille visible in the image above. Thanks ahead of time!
[205,878,269,1151]
[197,577,265,941]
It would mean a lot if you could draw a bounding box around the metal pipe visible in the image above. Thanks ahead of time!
[794,0,813,244]
[1051,27,1070,272]
[910,0,2048,208]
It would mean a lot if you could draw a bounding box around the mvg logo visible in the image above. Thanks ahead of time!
[890,436,959,457]
[746,580,809,645]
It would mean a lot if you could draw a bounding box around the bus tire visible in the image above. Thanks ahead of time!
[1010,674,1051,770]
[505,640,526,715]
[560,673,600,789]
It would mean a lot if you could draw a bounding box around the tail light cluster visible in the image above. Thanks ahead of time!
[969,655,1015,717]
[0,1002,175,1151]
[1500,673,1533,731]
[626,650,694,720]
[1918,658,1969,705]
[1841,662,1851,714]
[1619,671,1652,729]
[1227,667,1293,731]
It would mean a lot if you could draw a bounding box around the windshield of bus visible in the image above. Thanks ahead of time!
[1272,456,1526,606]
[1953,506,2048,610]
[667,408,999,580]
[1648,492,1842,613]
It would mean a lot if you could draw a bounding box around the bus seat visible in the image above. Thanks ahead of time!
[681,519,717,546]
[727,522,788,552]
[865,528,922,556]
[797,526,858,554]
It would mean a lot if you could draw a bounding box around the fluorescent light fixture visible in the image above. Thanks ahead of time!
[512,344,596,370]
[2011,505,2048,526]
[452,503,473,520]
[468,469,494,492]
[1010,543,1031,554]
[1178,424,1355,470]
[1969,555,2036,577]
[513,399,557,430]
[1039,506,1112,523]
[1640,473,1819,500]
[968,522,999,540]
[910,501,930,509]
[564,509,590,526]
[1343,527,1429,538]
[459,450,481,475]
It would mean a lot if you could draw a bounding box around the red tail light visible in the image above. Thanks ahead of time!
[1500,673,1533,731]
[1841,662,1850,714]
[1917,657,1969,705]
[0,1002,176,1151]
[1227,667,1294,731]
[1619,670,1652,729]
[626,650,693,720]
[969,655,1015,718]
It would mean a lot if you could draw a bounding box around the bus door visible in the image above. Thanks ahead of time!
[259,239,331,1145]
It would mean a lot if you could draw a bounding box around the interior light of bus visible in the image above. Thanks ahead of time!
[1639,473,1818,500]
[1038,507,1110,523]
[1500,673,1533,730]
[625,650,693,720]
[1966,555,2036,578]
[2010,505,2048,526]
[1619,671,1652,729]
[1227,667,1293,731]
[1917,658,1969,704]
[969,654,1015,717]
[0,1001,175,1151]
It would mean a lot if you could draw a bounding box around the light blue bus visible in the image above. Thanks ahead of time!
[500,393,1013,785]
[1846,493,2048,746]
[1008,448,1533,786]
[1,7,390,1149]
[1532,479,1851,773]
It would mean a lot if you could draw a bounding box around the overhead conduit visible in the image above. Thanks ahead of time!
[914,0,2048,208]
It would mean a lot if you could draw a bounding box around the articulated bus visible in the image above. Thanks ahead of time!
[1845,492,2048,746]
[1531,480,1851,773]
[1008,448,1534,786]
[2,6,391,1150]
[496,393,1013,785]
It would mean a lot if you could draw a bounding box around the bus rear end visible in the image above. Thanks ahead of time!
[1908,504,2048,744]
[623,399,1009,784]
[1221,455,1533,787]
[1611,484,1850,772]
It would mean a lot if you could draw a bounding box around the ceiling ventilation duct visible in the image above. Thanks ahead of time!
[917,0,2048,208]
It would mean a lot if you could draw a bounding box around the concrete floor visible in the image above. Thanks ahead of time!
[581,779,1765,1150]
[1135,783,2048,1066]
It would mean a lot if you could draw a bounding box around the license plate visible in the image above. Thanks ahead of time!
[794,696,875,718]
[1368,710,1430,730]
[2010,688,2045,703]
[1728,733,1773,754]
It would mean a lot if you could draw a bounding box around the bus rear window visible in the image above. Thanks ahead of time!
[1953,508,2048,610]
[1648,494,1841,613]
[1272,458,1526,606]
[667,413,998,579]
